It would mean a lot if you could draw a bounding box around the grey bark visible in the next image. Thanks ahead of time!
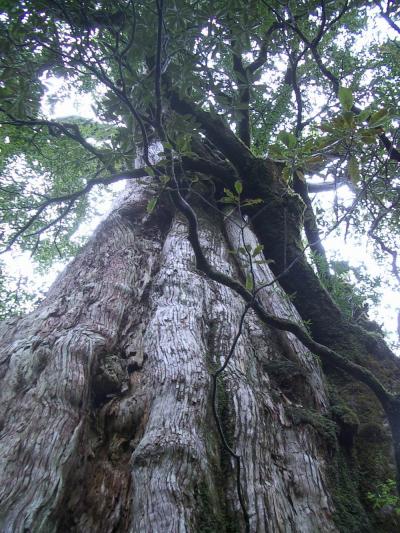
[0,180,337,532]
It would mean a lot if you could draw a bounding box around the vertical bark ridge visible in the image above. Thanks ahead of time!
[130,215,212,532]
[200,212,337,532]
[1,183,339,532]
[0,182,165,532]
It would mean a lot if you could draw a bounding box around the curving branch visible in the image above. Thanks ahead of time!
[373,0,400,34]
[172,182,392,402]
[307,179,345,193]
[0,169,143,253]
[169,174,400,491]
[1,142,233,252]
[247,23,280,74]
[168,88,254,173]
[278,6,400,162]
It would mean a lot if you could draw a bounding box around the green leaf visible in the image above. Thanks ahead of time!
[360,129,378,144]
[160,175,170,184]
[245,274,254,291]
[0,86,14,100]
[278,131,297,149]
[282,166,292,182]
[234,181,243,195]
[315,137,336,150]
[144,166,155,177]
[269,144,287,161]
[348,156,360,183]
[332,116,347,129]
[252,244,264,257]
[304,155,325,166]
[223,188,235,198]
[146,197,157,214]
[342,111,355,128]
[338,86,354,112]
[368,109,389,128]
[220,197,236,204]
[319,123,335,133]
[357,109,371,122]
[241,198,263,206]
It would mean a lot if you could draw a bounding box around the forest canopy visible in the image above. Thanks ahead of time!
[0,0,399,334]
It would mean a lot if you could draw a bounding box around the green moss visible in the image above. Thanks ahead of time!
[331,404,360,428]
[355,422,392,499]
[287,406,338,449]
[194,479,226,533]
[194,474,241,533]
[327,379,400,531]
[196,376,242,533]
[328,449,373,532]
[358,422,386,443]
[331,402,360,448]
[366,479,400,531]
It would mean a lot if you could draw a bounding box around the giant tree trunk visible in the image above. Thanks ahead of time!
[1,180,343,532]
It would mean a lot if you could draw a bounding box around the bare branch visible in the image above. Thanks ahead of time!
[373,0,400,34]
[0,110,115,173]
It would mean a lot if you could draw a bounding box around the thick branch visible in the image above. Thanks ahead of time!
[247,23,279,74]
[293,174,331,277]
[307,180,342,193]
[168,89,254,174]
[170,180,395,409]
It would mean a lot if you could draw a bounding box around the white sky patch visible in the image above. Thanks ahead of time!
[41,76,98,120]
[315,185,399,349]
[2,77,126,311]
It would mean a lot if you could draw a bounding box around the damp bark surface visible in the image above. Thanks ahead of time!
[0,181,339,532]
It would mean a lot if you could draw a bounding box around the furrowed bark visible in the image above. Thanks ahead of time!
[0,180,342,532]
[245,160,400,375]
[0,181,164,531]
[172,178,400,495]
[243,161,400,493]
